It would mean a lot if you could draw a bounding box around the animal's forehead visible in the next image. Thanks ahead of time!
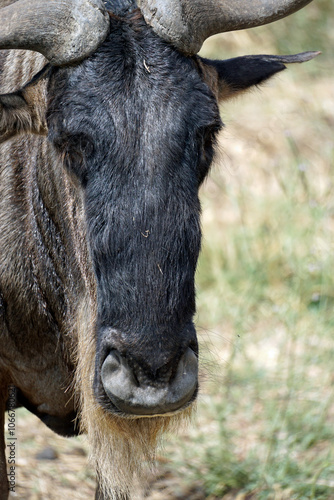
[49,12,221,143]
[47,9,222,189]
[104,0,137,15]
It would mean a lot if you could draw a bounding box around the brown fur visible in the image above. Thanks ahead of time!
[195,57,238,101]
[0,70,48,143]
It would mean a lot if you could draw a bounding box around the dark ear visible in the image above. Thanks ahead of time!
[0,64,51,144]
[198,51,320,102]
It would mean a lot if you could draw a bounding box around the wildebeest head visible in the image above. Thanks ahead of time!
[0,0,318,495]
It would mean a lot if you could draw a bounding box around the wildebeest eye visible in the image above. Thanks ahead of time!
[52,131,95,186]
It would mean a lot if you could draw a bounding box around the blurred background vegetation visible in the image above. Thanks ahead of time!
[182,1,334,498]
[11,2,334,499]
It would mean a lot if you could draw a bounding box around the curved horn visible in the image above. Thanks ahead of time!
[0,0,110,65]
[137,0,314,54]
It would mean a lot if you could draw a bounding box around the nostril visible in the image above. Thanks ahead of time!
[100,347,198,416]
[168,347,198,398]
[101,350,137,399]
[103,350,139,386]
[103,349,121,374]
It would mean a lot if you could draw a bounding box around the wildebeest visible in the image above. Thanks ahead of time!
[0,0,318,498]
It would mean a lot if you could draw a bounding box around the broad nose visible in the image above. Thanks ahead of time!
[100,348,198,416]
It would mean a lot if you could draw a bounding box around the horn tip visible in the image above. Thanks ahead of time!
[297,50,322,62]
[275,51,321,65]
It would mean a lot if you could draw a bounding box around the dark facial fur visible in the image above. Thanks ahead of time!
[47,12,222,405]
